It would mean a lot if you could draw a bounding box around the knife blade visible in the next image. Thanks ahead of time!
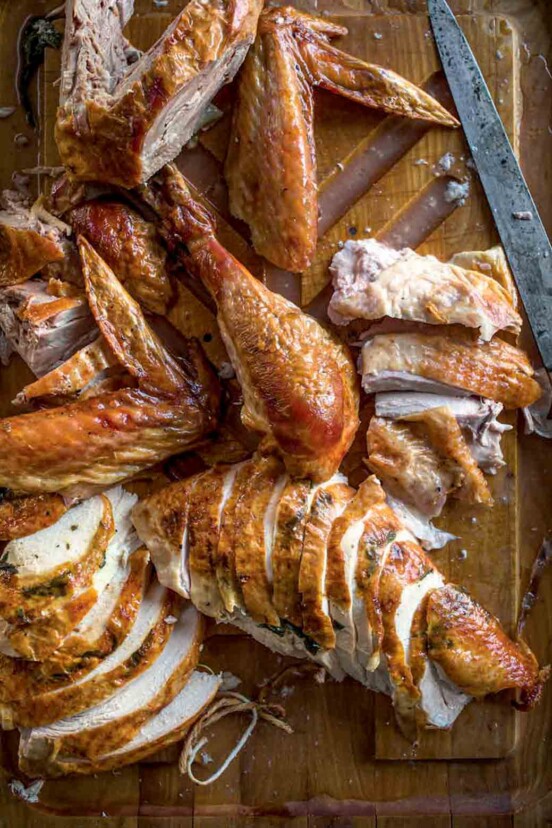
[427,0,552,371]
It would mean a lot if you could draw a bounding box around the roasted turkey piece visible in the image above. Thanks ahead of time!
[0,239,220,497]
[328,238,522,340]
[69,201,173,316]
[56,0,263,186]
[360,331,542,408]
[225,6,458,272]
[141,165,359,482]
[133,462,548,732]
[366,406,493,519]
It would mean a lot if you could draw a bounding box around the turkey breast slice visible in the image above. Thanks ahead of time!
[0,493,108,623]
[0,488,138,660]
[326,479,384,684]
[132,474,205,598]
[328,238,521,340]
[299,476,353,650]
[61,486,141,650]
[359,332,540,409]
[214,461,251,614]
[233,456,286,626]
[3,579,177,728]
[188,466,237,618]
[32,670,221,776]
[271,478,314,627]
[18,603,203,773]
[393,568,469,727]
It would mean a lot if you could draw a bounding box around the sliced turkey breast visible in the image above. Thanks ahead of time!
[0,279,95,377]
[188,466,237,618]
[375,392,511,474]
[0,488,138,661]
[132,475,204,599]
[214,460,255,615]
[299,476,353,650]
[328,239,521,340]
[353,480,408,674]
[3,580,178,728]
[56,0,263,186]
[18,602,203,774]
[32,670,221,776]
[134,465,548,731]
[326,479,384,683]
[234,456,286,626]
[271,478,313,627]
[360,332,541,409]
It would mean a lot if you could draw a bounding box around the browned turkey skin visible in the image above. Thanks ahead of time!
[141,165,360,482]
[226,7,458,272]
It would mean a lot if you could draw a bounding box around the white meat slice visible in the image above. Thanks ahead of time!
[131,474,206,599]
[18,603,202,772]
[328,238,521,340]
[45,670,222,775]
[329,519,367,684]
[0,488,138,659]
[62,488,141,647]
[1,495,104,580]
[3,578,172,727]
[394,569,470,727]
[263,473,289,585]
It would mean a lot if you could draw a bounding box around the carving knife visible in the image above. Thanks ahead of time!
[428,0,552,371]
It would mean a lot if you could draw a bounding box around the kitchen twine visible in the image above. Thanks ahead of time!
[179,691,293,786]
[180,662,326,785]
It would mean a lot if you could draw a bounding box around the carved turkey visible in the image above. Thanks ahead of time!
[132,461,548,733]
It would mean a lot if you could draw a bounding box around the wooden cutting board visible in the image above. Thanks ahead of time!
[0,0,551,823]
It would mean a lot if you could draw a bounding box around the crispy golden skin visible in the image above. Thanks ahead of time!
[0,494,68,540]
[143,166,359,482]
[233,455,285,626]
[426,584,549,708]
[226,6,458,272]
[69,201,173,315]
[299,480,353,648]
[361,332,542,408]
[16,338,118,406]
[0,223,64,287]
[0,240,220,496]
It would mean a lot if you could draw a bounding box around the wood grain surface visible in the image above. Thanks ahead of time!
[0,0,550,825]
